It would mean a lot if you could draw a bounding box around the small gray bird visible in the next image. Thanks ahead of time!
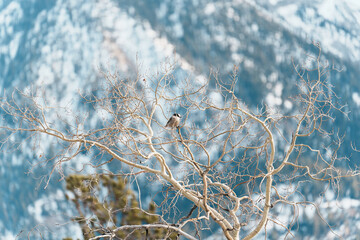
[165,113,181,128]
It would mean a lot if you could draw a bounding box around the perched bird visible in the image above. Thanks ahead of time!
[165,113,181,128]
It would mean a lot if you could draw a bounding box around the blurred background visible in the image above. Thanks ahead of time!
[1,0,360,239]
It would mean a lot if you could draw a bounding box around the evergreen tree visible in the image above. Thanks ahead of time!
[64,174,176,240]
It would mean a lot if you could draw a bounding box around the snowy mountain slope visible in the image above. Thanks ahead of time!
[253,0,360,62]
[0,0,102,237]
[113,0,360,145]
[1,0,198,238]
[1,0,360,239]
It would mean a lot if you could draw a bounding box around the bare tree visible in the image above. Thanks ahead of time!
[1,44,358,239]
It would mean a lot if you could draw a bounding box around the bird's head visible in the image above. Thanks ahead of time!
[174,113,181,118]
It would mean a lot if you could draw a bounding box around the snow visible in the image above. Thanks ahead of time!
[325,197,360,209]
[204,3,216,15]
[1,231,16,240]
[11,154,22,166]
[266,92,282,107]
[251,23,259,32]
[258,0,360,61]
[269,0,280,5]
[95,0,195,74]
[306,7,316,18]
[227,7,235,19]
[157,2,167,19]
[0,1,23,62]
[27,191,82,239]
[265,80,283,108]
[1,1,108,235]
[0,2,23,30]
[9,32,21,59]
[278,4,304,29]
[28,198,46,223]
[274,82,283,97]
[2,0,360,238]
[284,99,293,109]
[172,22,184,38]
[318,0,339,22]
[303,204,316,218]
[243,59,254,68]
[347,0,360,9]
[195,74,207,85]
[352,92,360,106]
[231,52,243,63]
[209,91,224,106]
[268,72,278,82]
[37,64,55,85]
